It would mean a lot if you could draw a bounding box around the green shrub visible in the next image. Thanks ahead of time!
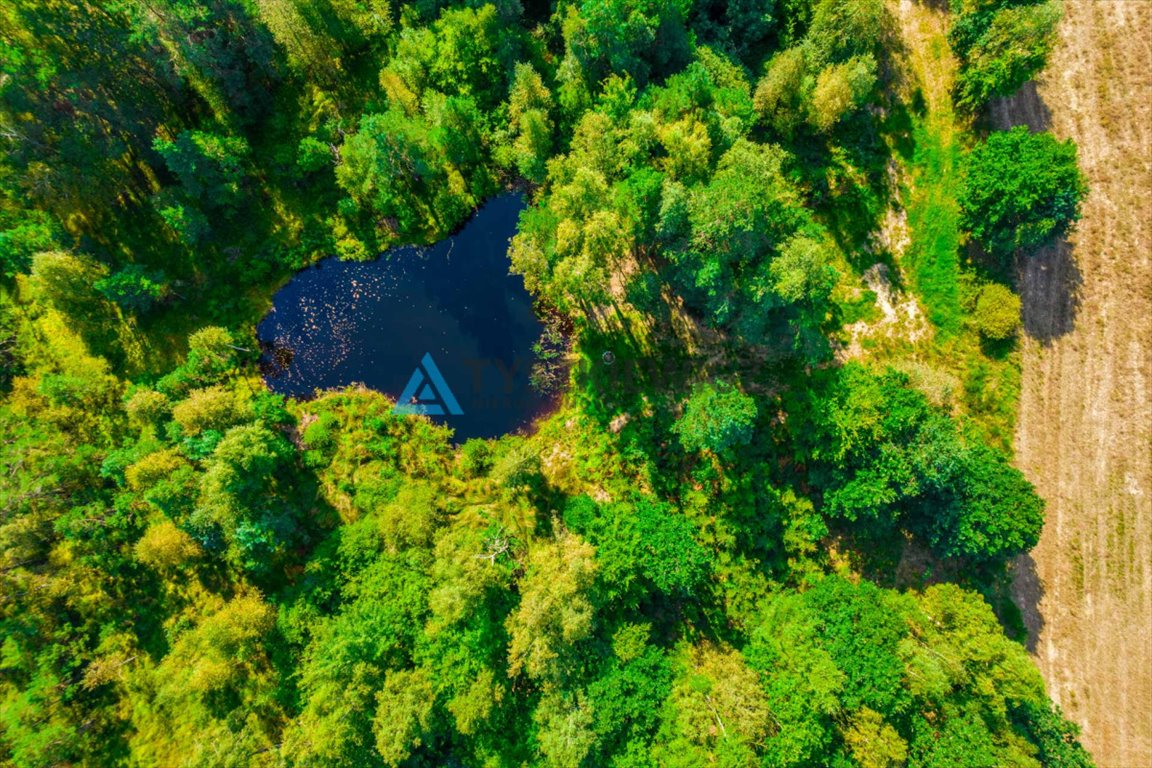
[974,283,1021,339]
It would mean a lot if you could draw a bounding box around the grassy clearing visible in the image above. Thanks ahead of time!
[889,0,965,338]
[874,0,1023,452]
[904,116,964,336]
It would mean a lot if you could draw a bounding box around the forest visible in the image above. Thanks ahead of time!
[0,0,1097,766]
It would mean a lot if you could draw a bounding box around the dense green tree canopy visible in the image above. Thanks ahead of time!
[960,126,1086,259]
[0,0,1092,765]
[673,380,759,454]
[950,0,1062,110]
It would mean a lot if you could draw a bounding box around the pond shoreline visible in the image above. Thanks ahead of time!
[256,193,558,442]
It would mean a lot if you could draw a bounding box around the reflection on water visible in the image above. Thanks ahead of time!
[257,193,551,441]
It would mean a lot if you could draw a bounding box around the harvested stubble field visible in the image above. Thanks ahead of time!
[991,2,1152,765]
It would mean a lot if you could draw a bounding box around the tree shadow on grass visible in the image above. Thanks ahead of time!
[967,233,1082,347]
[1009,552,1047,652]
[988,81,1054,133]
[983,80,1081,344]
[1017,238,1082,345]
[979,333,1017,361]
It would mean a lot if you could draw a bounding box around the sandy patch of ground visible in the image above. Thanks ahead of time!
[836,260,932,361]
[990,3,1152,764]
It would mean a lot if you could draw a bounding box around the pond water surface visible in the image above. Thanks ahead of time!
[257,193,551,442]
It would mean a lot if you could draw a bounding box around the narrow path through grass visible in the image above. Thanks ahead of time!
[897,0,964,337]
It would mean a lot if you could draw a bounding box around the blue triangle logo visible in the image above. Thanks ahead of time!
[394,353,463,416]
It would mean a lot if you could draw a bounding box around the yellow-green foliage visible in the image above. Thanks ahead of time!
[125,389,170,431]
[297,389,453,521]
[126,448,188,491]
[135,520,202,568]
[975,283,1023,340]
[171,385,247,434]
[842,708,909,768]
[506,531,598,680]
[809,56,876,133]
[379,481,442,551]
[157,593,276,696]
[658,644,772,765]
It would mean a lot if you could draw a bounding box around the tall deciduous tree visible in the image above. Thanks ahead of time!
[673,381,758,454]
[506,531,598,681]
[950,0,1061,110]
[960,126,1086,260]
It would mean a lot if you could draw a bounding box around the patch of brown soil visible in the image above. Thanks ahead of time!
[992,3,1152,765]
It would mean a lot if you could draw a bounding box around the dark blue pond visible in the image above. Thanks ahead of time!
[257,193,551,441]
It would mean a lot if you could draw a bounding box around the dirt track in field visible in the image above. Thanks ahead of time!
[989,2,1152,765]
